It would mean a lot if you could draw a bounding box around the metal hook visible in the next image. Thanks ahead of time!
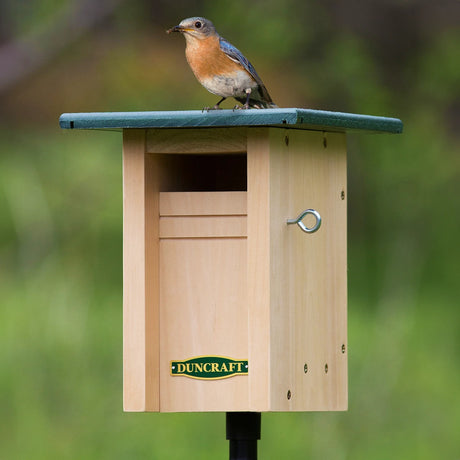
[286,209,322,234]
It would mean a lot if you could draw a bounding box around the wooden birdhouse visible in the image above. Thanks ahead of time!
[60,108,402,413]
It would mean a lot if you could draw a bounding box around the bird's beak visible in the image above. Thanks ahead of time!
[167,25,189,34]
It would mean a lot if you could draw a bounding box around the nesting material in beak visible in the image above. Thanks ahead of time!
[166,25,182,34]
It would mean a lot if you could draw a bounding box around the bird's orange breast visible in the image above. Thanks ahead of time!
[185,35,246,83]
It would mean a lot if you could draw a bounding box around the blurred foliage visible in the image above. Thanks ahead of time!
[0,0,459,459]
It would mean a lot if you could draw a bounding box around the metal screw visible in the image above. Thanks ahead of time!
[287,390,292,400]
[304,363,308,373]
[325,364,329,374]
[341,190,345,200]
[341,344,346,354]
[285,135,289,146]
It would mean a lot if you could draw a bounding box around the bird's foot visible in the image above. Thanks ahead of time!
[202,104,224,113]
[232,104,250,111]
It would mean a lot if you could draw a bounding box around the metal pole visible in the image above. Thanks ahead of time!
[226,412,261,460]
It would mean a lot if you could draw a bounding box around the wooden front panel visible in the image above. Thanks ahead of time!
[159,192,249,412]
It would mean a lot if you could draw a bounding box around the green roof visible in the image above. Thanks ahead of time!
[59,108,402,134]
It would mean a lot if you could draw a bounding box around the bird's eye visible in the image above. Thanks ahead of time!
[195,21,202,29]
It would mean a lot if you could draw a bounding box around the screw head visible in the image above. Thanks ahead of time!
[304,363,308,373]
[325,363,329,374]
[287,390,292,400]
[341,344,346,353]
[341,190,345,200]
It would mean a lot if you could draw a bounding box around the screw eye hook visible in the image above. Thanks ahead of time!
[286,209,322,234]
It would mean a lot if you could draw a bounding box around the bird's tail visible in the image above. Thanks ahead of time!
[247,100,278,109]
[258,84,277,108]
[248,100,278,109]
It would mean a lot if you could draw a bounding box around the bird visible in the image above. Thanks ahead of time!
[167,17,277,110]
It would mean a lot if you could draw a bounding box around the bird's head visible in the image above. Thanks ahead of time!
[167,17,216,40]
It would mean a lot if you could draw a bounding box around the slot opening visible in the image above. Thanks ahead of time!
[158,153,247,192]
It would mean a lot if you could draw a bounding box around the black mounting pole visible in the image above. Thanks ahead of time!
[226,412,261,460]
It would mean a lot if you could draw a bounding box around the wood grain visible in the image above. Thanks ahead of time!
[158,190,248,411]
[122,126,348,413]
[122,129,160,411]
[160,191,247,216]
[159,238,248,412]
[246,127,348,412]
[146,128,247,154]
[159,216,247,239]
[246,128,272,411]
[268,129,348,411]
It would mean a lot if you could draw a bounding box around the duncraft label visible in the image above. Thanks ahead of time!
[170,356,248,380]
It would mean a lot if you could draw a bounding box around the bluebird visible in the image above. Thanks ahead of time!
[167,17,277,109]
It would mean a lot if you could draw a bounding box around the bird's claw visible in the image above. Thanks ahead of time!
[202,105,223,113]
[232,104,250,111]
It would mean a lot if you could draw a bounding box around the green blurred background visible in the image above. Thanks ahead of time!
[1,1,459,458]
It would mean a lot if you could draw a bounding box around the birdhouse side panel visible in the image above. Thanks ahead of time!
[267,129,348,411]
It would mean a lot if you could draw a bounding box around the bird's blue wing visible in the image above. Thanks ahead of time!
[219,37,264,86]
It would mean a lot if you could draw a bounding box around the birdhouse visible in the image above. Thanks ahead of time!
[60,108,402,413]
